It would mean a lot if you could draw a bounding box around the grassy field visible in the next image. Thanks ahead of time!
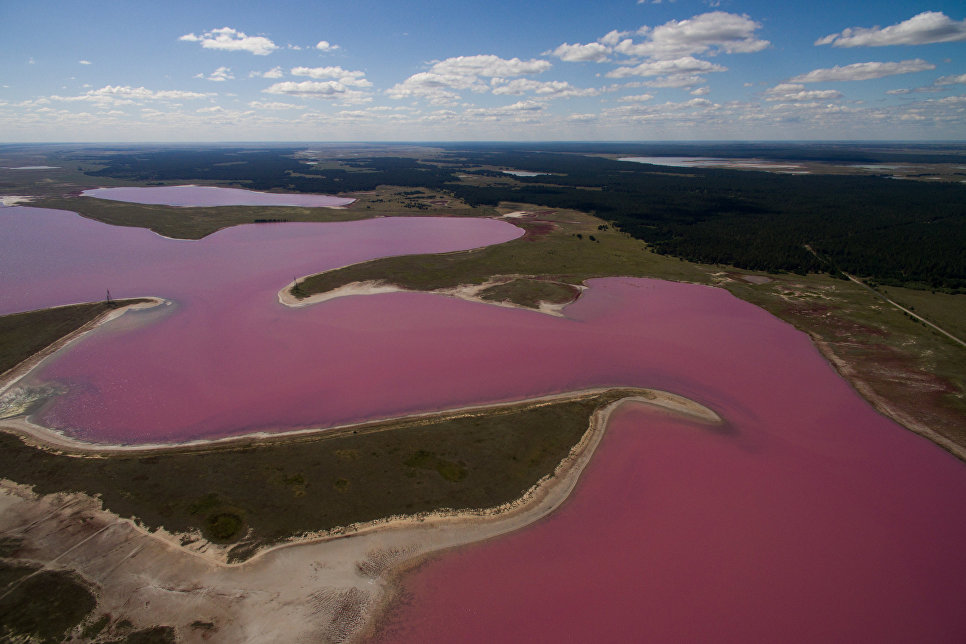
[28,185,495,240]
[722,273,966,451]
[295,205,713,308]
[0,390,629,561]
[875,285,966,342]
[0,300,147,375]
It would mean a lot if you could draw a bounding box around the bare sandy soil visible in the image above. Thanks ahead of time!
[0,391,718,643]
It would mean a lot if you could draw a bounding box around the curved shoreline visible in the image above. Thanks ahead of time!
[0,297,167,403]
[277,273,579,316]
[0,391,720,642]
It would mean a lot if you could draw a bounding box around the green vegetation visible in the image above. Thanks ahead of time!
[0,561,97,643]
[294,206,712,307]
[33,195,368,240]
[875,286,966,342]
[442,150,966,291]
[0,391,630,560]
[0,299,147,375]
[720,273,966,450]
[479,278,579,308]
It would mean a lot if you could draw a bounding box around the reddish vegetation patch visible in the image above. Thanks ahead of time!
[831,339,965,445]
[428,200,449,206]
[519,221,555,241]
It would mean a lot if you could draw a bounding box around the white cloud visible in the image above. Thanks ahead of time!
[550,42,610,63]
[430,55,551,77]
[936,73,966,86]
[491,78,600,98]
[764,83,843,101]
[599,30,628,47]
[606,56,726,78]
[619,12,769,59]
[248,100,307,110]
[790,59,935,83]
[315,40,340,52]
[78,60,91,65]
[197,66,234,82]
[50,85,213,107]
[816,12,966,48]
[690,86,710,96]
[641,74,705,88]
[291,66,371,87]
[250,67,284,79]
[262,80,370,103]
[618,94,655,102]
[179,27,278,55]
[388,55,551,103]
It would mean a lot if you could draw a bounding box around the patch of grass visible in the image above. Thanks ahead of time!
[0,299,147,375]
[33,196,368,240]
[295,205,712,308]
[0,391,632,559]
[0,562,96,643]
[205,512,245,542]
[82,614,111,639]
[721,273,966,451]
[478,278,579,308]
[405,450,468,482]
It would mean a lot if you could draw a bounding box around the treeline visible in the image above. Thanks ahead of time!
[81,146,966,290]
[442,150,966,290]
[82,149,457,194]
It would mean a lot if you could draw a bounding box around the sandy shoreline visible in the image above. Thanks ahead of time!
[0,390,719,642]
[0,297,167,404]
[278,273,580,317]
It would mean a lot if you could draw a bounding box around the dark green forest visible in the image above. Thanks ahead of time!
[78,145,966,291]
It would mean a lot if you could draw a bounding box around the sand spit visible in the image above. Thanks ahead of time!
[0,390,719,643]
[0,297,167,405]
[278,274,582,317]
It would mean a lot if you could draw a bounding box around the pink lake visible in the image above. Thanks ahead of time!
[2,201,966,640]
[81,185,355,207]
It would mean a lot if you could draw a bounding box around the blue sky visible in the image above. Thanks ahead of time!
[2,0,965,141]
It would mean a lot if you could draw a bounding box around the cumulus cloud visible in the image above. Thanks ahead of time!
[764,83,843,101]
[618,94,655,102]
[78,60,91,65]
[606,56,726,78]
[290,66,371,87]
[550,42,610,63]
[640,74,706,88]
[935,73,966,85]
[248,100,307,110]
[388,54,551,103]
[315,40,340,52]
[491,78,600,98]
[262,80,370,103]
[196,66,234,82]
[619,12,769,59]
[816,12,966,48]
[179,27,278,55]
[790,59,935,83]
[49,85,213,107]
[250,67,284,79]
[430,55,551,77]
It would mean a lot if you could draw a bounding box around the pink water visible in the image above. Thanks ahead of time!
[81,185,355,207]
[3,203,966,639]
[382,403,966,642]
